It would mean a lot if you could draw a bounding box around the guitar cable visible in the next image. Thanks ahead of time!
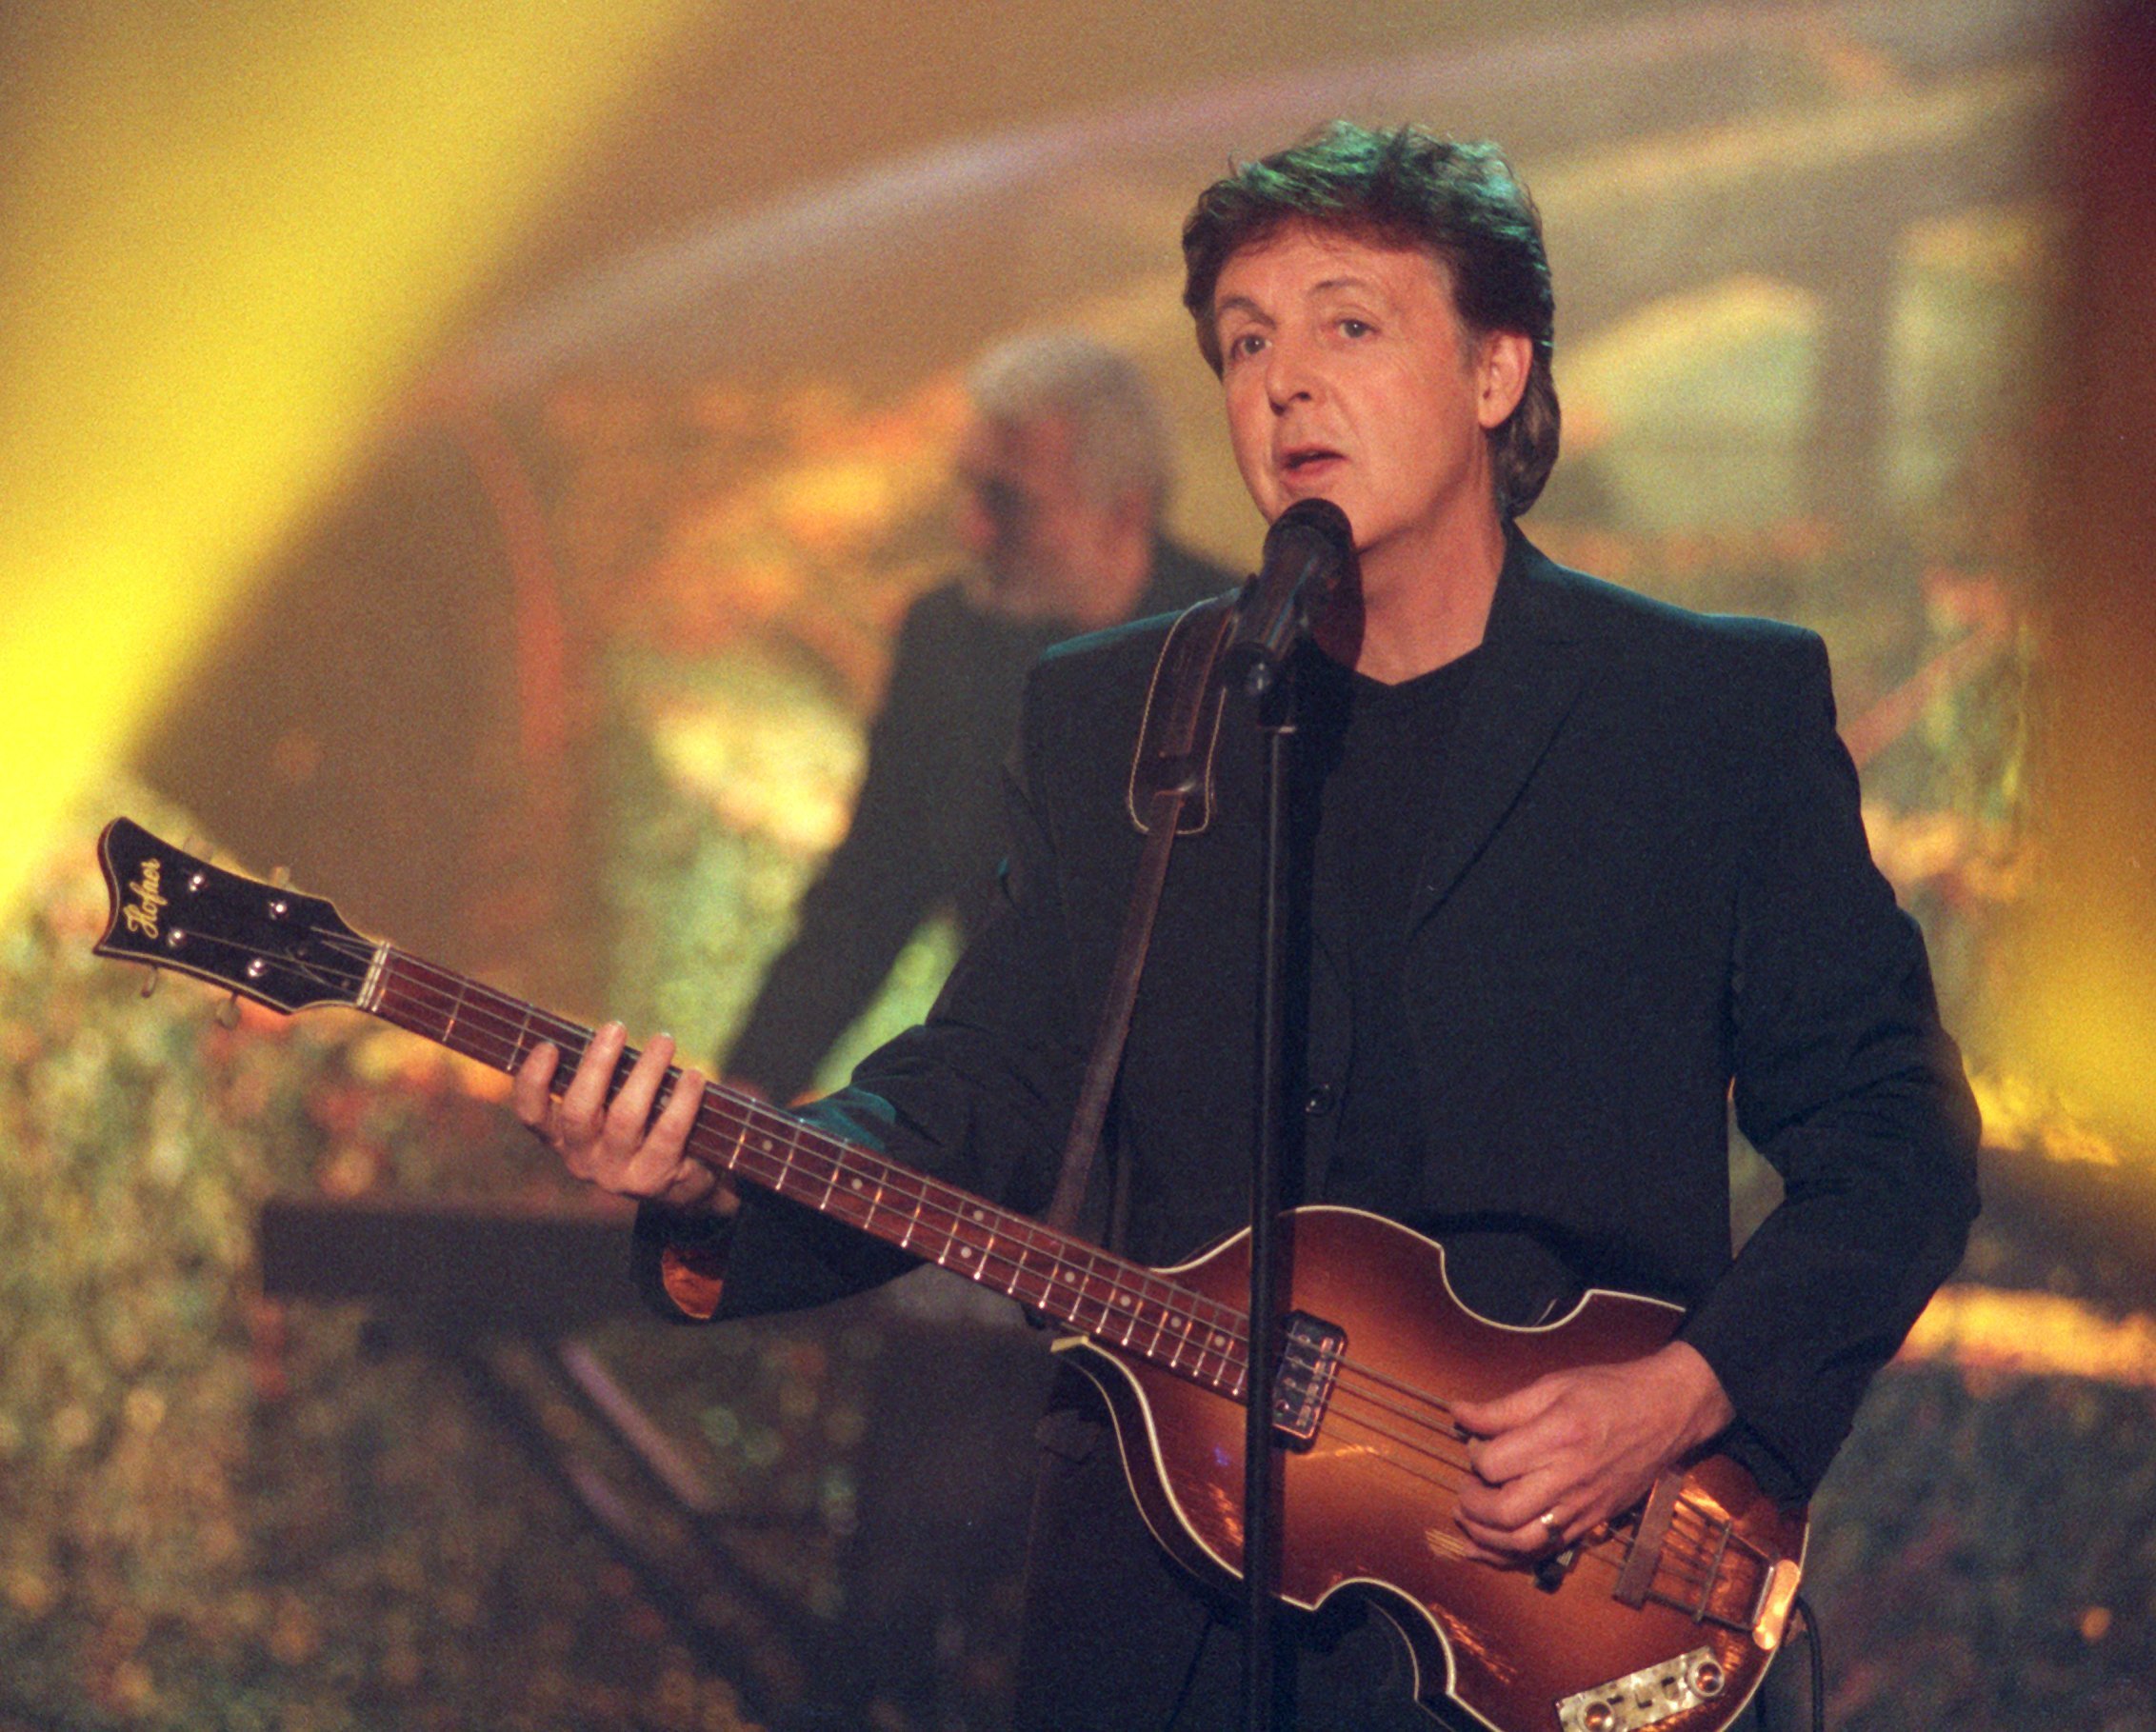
[1156,1618,1214,1731]
[1794,1594,1826,1732]
[1759,1594,1827,1732]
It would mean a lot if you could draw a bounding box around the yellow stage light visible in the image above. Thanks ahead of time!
[0,0,709,919]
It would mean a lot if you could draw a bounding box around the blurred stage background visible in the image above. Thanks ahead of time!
[3,0,2154,1726]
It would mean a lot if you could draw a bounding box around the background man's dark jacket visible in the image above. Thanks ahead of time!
[722,538,1230,1104]
[681,530,1981,1505]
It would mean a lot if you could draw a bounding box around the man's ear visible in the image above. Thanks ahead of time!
[1476,331,1533,430]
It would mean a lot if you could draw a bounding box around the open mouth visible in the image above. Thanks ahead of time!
[1281,446,1342,476]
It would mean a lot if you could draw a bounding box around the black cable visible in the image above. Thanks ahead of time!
[1794,1594,1826,1732]
[1159,1618,1217,1731]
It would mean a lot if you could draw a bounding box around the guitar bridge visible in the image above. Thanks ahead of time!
[1555,1647,1727,1731]
[1270,1312,1346,1447]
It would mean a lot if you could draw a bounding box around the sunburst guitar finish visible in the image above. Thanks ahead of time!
[92,817,1805,1732]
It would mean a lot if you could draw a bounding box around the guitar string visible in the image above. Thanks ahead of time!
[330,937,1753,1598]
[356,941,1754,1591]
[228,930,1754,1594]
[1268,1391,1742,1617]
[218,931,1752,1608]
[1304,1379,1737,1606]
[124,888,1760,1625]
[370,948,1252,1325]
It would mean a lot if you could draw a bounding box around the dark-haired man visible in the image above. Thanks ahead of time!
[519,124,1978,1729]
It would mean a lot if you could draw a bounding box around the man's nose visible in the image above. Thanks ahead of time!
[955,476,1023,555]
[1264,341,1320,412]
[952,490,994,556]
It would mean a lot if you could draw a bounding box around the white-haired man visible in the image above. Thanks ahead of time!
[724,330,1229,1106]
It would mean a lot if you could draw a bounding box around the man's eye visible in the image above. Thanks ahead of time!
[1226,331,1266,361]
[1339,318,1372,339]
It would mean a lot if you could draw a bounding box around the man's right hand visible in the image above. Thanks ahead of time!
[512,1022,739,1218]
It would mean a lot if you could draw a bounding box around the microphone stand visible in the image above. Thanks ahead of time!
[1240,648,1300,1732]
[1227,498,1353,1732]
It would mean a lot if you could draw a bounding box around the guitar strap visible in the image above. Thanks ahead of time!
[1041,592,1240,1244]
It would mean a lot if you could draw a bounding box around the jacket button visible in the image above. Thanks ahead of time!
[1304,1084,1339,1116]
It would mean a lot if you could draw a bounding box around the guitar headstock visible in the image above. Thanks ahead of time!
[94,818,375,1015]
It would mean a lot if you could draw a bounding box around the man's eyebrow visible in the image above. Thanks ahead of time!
[1213,275,1388,321]
[1309,274,1385,297]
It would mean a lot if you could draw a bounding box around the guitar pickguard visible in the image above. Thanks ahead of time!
[91,821,1807,1732]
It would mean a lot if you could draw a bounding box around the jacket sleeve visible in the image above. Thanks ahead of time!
[1679,628,1981,1501]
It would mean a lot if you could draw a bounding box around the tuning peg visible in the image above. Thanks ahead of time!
[139,966,160,999]
[216,992,243,1030]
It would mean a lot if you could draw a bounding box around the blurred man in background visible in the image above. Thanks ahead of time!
[723,330,1229,1105]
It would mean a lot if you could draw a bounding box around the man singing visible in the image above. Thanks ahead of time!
[517,123,1978,1729]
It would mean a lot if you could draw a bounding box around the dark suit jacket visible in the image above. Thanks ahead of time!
[723,538,1231,1104]
[689,529,1980,1503]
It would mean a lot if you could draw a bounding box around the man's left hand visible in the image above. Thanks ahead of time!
[1450,1341,1735,1564]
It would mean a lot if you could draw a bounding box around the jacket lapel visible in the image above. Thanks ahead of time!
[1408,534,1590,930]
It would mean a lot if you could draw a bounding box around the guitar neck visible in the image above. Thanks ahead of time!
[364,946,1250,1390]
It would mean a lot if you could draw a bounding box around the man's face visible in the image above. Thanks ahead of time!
[1210,225,1523,590]
[951,410,1124,619]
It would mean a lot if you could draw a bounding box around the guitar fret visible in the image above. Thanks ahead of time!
[95,827,1320,1458]
[441,976,469,1046]
[1155,1306,1186,1371]
[947,1212,983,1274]
[758,1122,794,1187]
[239,917,1268,1412]
[931,1199,964,1266]
[1080,1264,1107,1332]
[109,814,1830,1732]
[1156,1302,1190,1368]
[1110,1282,1142,1347]
[831,1165,881,1234]
[952,1216,987,1277]
[1135,1274,1178,1364]
[1049,1252,1084,1321]
[815,1148,841,1211]
[1084,1265,1116,1337]
[1015,1243,1053,1309]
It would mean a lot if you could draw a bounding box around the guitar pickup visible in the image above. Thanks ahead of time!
[1270,1311,1346,1447]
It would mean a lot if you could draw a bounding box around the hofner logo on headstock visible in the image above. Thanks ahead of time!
[122,857,167,940]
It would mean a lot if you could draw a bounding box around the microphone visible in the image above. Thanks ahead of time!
[1228,497,1358,697]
